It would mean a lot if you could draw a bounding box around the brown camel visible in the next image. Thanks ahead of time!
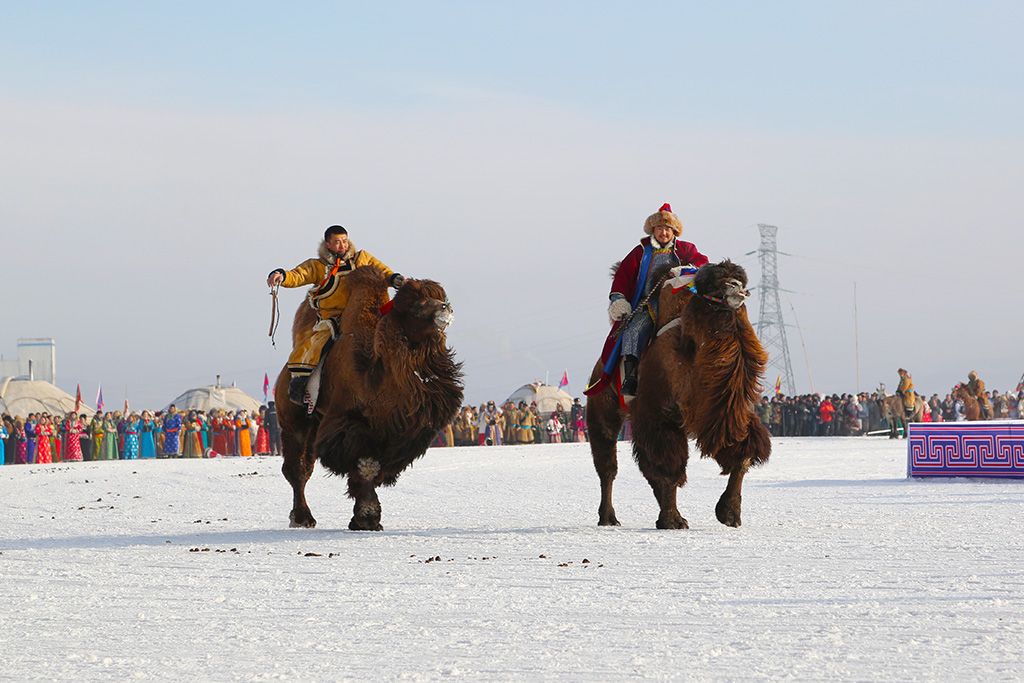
[952,384,981,421]
[586,260,771,529]
[276,265,463,531]
[877,394,924,438]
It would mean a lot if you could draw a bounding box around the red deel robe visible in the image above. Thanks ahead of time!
[585,237,708,397]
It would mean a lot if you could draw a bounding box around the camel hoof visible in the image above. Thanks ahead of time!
[715,497,742,527]
[349,518,384,531]
[656,513,689,530]
[289,510,317,529]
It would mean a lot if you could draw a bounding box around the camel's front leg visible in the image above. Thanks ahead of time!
[347,458,384,531]
[715,464,748,528]
[713,418,771,528]
[651,479,689,529]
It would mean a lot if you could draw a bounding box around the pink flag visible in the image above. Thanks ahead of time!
[558,370,569,391]
[263,373,270,402]
[96,384,104,411]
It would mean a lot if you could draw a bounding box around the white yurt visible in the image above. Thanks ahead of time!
[504,383,574,420]
[165,383,263,415]
[0,378,96,419]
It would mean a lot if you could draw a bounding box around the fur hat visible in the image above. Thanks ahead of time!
[643,203,683,237]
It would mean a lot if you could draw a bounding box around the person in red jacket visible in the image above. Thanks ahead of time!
[585,203,709,399]
[819,397,836,436]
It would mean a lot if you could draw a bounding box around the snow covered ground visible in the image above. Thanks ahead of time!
[2,438,1023,681]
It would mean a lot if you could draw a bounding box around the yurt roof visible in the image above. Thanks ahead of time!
[164,385,263,414]
[504,383,574,417]
[0,377,97,419]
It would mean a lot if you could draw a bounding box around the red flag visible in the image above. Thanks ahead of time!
[558,370,569,391]
[1016,372,1024,393]
[75,384,82,412]
[96,384,104,411]
[263,373,270,402]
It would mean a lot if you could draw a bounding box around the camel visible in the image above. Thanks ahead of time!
[952,384,981,421]
[276,266,463,530]
[878,394,924,438]
[586,260,771,529]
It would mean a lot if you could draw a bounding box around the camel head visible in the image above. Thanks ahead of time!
[693,260,750,310]
[386,278,453,344]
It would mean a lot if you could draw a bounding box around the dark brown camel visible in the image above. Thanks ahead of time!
[952,384,981,421]
[586,260,771,529]
[276,266,463,531]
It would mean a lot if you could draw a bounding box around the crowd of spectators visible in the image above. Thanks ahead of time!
[1,402,283,465]
[758,389,1024,437]
[434,398,589,447]
[7,386,1024,463]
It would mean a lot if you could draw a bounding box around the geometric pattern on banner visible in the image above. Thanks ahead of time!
[907,421,1024,478]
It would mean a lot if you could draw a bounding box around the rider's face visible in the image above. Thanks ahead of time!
[652,224,675,245]
[326,233,349,255]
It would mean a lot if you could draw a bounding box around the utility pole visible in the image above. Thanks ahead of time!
[753,224,796,396]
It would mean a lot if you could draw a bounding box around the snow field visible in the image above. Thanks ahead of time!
[1,438,1022,681]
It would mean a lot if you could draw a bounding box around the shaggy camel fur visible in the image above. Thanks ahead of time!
[276,266,463,530]
[586,260,771,529]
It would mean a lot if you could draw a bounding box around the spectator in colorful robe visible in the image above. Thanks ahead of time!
[2,415,13,465]
[182,411,202,458]
[197,411,210,453]
[122,414,140,459]
[255,406,270,455]
[25,416,37,464]
[266,224,404,405]
[101,413,119,460]
[139,411,157,459]
[34,416,54,464]
[63,413,84,461]
[0,419,7,464]
[89,413,105,460]
[235,410,253,457]
[585,203,709,400]
[162,405,183,457]
[14,417,28,464]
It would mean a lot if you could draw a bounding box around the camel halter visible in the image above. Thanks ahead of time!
[686,284,729,308]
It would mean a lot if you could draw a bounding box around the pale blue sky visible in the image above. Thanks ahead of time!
[2,2,1022,408]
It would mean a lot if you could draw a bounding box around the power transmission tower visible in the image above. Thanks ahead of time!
[753,224,796,396]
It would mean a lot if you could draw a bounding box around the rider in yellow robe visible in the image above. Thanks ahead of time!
[268,225,403,404]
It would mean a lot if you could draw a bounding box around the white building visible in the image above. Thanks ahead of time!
[0,338,56,384]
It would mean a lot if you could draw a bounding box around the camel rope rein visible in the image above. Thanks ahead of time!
[613,271,672,340]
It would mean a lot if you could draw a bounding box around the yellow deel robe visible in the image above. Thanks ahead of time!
[277,241,394,375]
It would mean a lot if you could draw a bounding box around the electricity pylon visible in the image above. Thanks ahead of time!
[753,224,796,396]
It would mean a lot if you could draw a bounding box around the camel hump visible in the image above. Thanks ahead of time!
[348,264,390,290]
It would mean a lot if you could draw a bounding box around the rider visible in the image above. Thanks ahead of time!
[585,203,708,400]
[965,370,992,419]
[267,224,404,405]
[895,368,917,417]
